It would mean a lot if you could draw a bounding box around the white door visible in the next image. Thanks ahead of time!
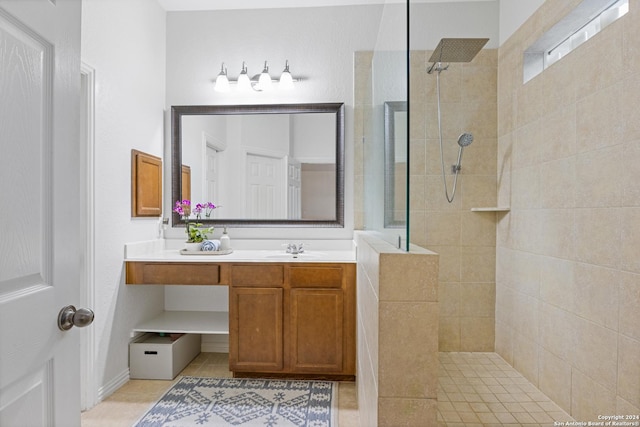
[287,159,301,219]
[245,153,285,219]
[205,145,219,207]
[0,1,84,426]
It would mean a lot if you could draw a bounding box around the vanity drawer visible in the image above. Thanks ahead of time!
[231,264,284,287]
[289,265,345,288]
[126,262,224,285]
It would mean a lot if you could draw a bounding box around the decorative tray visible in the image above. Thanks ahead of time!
[179,249,233,256]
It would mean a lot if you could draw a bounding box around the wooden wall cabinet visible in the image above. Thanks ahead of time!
[131,149,162,217]
[229,263,355,379]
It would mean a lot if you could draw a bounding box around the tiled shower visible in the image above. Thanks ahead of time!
[356,0,640,423]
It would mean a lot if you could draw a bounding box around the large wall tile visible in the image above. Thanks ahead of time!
[575,145,624,208]
[619,271,640,342]
[540,157,576,209]
[439,316,461,352]
[379,301,439,398]
[621,208,640,273]
[574,208,622,269]
[572,370,617,422]
[573,263,619,330]
[460,316,495,352]
[539,303,576,363]
[513,334,539,386]
[539,348,572,413]
[459,283,495,317]
[573,317,618,391]
[618,335,640,409]
[539,256,575,311]
[575,82,624,153]
[378,398,437,427]
[460,246,496,283]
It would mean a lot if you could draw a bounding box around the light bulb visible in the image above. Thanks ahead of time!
[214,63,230,93]
[257,61,272,91]
[279,60,294,90]
[237,62,251,92]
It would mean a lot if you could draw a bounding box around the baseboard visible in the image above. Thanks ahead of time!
[97,368,130,403]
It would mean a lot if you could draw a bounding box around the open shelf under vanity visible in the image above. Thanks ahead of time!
[132,310,229,335]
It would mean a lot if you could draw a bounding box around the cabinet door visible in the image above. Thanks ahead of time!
[290,289,344,373]
[229,287,283,372]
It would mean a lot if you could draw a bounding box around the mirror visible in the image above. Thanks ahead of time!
[384,101,407,228]
[171,103,345,228]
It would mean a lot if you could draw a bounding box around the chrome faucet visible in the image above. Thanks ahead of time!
[286,243,304,255]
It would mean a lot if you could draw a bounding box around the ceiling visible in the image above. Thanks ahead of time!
[157,0,492,11]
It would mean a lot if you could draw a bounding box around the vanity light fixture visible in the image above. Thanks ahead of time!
[256,61,273,91]
[214,63,230,93]
[237,62,252,92]
[279,60,294,90]
[213,60,300,92]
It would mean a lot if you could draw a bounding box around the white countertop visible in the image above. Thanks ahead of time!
[124,239,357,263]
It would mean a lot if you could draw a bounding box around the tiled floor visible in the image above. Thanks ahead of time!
[438,352,575,426]
[82,351,574,426]
[81,352,360,427]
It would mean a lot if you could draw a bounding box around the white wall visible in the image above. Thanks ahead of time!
[410,1,500,50]
[163,5,390,240]
[81,0,166,400]
[498,0,545,45]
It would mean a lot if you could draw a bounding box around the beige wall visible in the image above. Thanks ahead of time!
[354,49,499,353]
[410,49,499,352]
[355,232,439,426]
[496,0,640,420]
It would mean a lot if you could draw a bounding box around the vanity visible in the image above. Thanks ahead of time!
[127,102,354,379]
[125,240,356,380]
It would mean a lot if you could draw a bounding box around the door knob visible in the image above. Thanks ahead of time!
[57,305,95,331]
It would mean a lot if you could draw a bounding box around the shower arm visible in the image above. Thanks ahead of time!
[427,61,449,74]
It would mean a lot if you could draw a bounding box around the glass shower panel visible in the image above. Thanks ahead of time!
[362,1,409,251]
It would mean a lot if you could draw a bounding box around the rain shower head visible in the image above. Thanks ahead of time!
[427,38,489,73]
[457,133,474,147]
[428,38,489,64]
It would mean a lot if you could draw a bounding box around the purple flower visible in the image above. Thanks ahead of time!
[173,200,191,217]
[174,200,217,219]
[193,203,204,219]
[204,202,217,217]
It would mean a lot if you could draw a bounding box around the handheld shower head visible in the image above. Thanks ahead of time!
[452,133,473,174]
[457,133,474,147]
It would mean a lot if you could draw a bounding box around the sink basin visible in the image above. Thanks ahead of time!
[263,252,326,260]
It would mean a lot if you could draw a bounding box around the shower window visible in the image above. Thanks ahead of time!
[523,0,628,83]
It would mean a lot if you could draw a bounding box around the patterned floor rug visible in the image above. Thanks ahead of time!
[133,377,338,427]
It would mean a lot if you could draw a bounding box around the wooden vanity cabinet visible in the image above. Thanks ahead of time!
[230,287,284,371]
[229,263,355,379]
[229,264,285,372]
[125,260,355,379]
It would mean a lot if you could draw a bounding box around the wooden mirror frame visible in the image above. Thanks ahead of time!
[171,103,345,228]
